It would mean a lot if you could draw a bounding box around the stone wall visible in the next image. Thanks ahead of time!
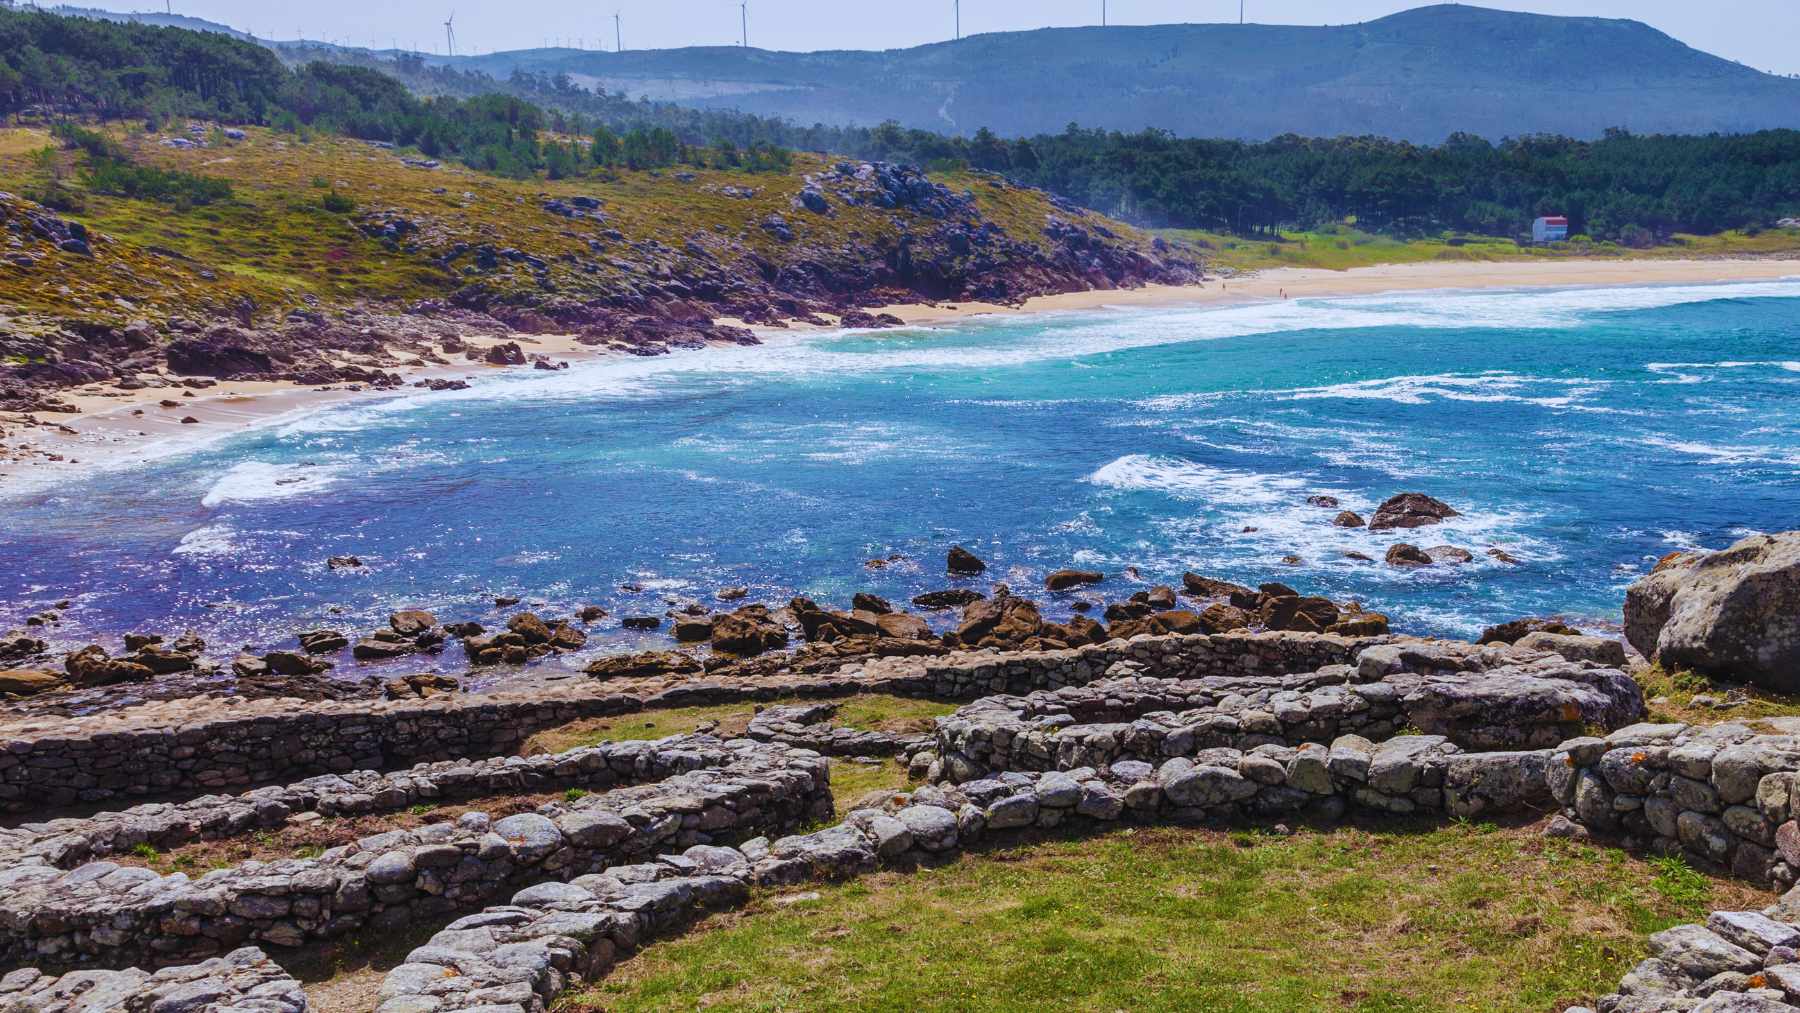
[0,631,1376,813]
[924,642,1646,782]
[0,736,768,871]
[744,702,930,757]
[1569,890,1800,1011]
[1551,718,1800,890]
[372,745,1558,1012]
[0,737,830,969]
[0,946,303,1012]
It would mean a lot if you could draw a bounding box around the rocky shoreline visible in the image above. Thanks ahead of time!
[0,494,1541,720]
[0,159,1204,476]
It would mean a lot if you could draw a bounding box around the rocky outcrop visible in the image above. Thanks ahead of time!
[947,546,987,575]
[164,336,275,378]
[1045,569,1104,591]
[1386,543,1434,568]
[1368,493,1461,531]
[1626,532,1800,691]
[710,607,789,657]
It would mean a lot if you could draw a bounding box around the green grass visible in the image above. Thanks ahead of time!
[1634,662,1800,726]
[564,820,1761,1013]
[524,693,958,754]
[1161,225,1800,273]
[0,124,1149,331]
[524,692,942,818]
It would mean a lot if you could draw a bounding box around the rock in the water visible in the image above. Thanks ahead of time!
[1385,543,1435,568]
[913,589,984,610]
[1333,511,1366,528]
[1368,493,1461,531]
[1426,545,1474,565]
[389,610,437,636]
[327,555,363,570]
[1624,531,1800,691]
[947,545,987,575]
[1045,569,1104,591]
[852,592,894,614]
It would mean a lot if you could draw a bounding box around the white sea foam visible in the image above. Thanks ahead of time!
[172,523,239,558]
[200,461,341,508]
[1088,454,1333,506]
[1638,436,1800,468]
[303,279,1800,415]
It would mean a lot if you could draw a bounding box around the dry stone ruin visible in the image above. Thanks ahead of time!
[3,625,1800,1011]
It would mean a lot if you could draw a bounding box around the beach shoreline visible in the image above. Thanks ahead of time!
[4,256,1797,492]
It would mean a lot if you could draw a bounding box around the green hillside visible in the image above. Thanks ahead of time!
[439,5,1800,142]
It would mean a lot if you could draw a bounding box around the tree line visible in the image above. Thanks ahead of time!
[4,7,1797,240]
[0,9,791,181]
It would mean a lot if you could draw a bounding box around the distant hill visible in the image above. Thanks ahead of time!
[432,5,1800,142]
[44,4,253,40]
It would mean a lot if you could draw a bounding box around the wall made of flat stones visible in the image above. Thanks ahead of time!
[926,647,1646,783]
[1551,718,1800,890]
[0,632,1378,814]
[0,946,303,1012]
[0,735,759,871]
[0,738,830,970]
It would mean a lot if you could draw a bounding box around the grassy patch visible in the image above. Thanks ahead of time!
[1634,663,1800,726]
[522,693,958,755]
[0,124,1137,329]
[1163,225,1800,273]
[563,819,1761,1013]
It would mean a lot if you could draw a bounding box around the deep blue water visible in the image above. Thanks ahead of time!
[3,281,1798,670]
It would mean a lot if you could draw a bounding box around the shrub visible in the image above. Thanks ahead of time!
[320,191,356,213]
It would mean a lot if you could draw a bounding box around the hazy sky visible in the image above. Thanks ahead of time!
[82,1,1800,75]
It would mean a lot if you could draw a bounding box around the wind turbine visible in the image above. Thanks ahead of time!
[740,2,747,48]
[954,0,960,40]
[1101,0,1106,27]
[614,11,623,52]
[1240,0,1245,25]
[443,11,456,57]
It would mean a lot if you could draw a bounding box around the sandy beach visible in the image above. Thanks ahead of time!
[866,257,1800,326]
[4,256,1796,493]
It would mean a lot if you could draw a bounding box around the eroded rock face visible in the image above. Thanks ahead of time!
[1625,532,1800,691]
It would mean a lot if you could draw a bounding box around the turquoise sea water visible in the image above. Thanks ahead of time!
[3,280,1798,671]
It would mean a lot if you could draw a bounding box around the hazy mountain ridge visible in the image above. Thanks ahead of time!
[435,5,1800,141]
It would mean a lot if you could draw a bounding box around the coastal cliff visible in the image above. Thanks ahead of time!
[0,126,1202,418]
